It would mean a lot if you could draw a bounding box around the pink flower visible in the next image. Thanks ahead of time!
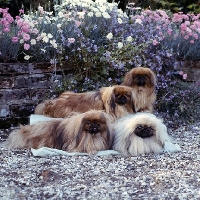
[183,74,187,80]
[23,33,30,41]
[24,43,30,50]
[75,20,81,27]
[68,38,75,43]
[19,9,24,14]
[193,34,198,40]
[163,24,167,29]
[6,15,14,23]
[179,71,183,75]
[15,16,20,20]
[16,19,23,27]
[180,24,187,31]
[152,40,159,46]
[12,37,19,43]
[190,40,194,44]
[3,27,10,32]
[184,35,189,40]
[21,25,30,33]
[167,28,172,35]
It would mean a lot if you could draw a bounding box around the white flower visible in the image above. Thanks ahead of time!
[20,39,24,44]
[102,12,110,19]
[135,18,142,25]
[42,36,49,43]
[77,12,85,19]
[58,11,64,18]
[186,27,192,33]
[99,6,107,12]
[47,33,53,39]
[30,39,36,45]
[50,39,57,48]
[41,49,46,53]
[95,12,101,17]
[106,33,113,40]
[68,38,75,43]
[118,18,123,24]
[57,24,62,29]
[118,42,123,49]
[88,12,94,17]
[126,36,133,42]
[24,55,31,60]
[41,32,47,38]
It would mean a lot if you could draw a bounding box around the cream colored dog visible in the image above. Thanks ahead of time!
[113,112,178,156]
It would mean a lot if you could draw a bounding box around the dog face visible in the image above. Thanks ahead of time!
[122,67,157,112]
[111,86,133,109]
[134,124,155,138]
[122,67,156,89]
[58,110,114,154]
[113,113,171,156]
[101,85,136,120]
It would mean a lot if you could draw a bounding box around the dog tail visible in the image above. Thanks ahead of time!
[0,127,27,149]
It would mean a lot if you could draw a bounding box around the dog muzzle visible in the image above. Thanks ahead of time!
[89,123,100,134]
[135,126,154,138]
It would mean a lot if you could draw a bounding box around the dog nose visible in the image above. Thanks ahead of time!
[137,76,146,86]
[89,123,100,134]
[117,95,127,105]
[135,128,153,138]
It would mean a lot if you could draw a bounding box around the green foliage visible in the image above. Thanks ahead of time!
[134,0,200,14]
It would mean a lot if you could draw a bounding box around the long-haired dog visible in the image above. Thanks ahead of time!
[1,110,114,154]
[35,85,137,120]
[113,112,173,156]
[121,66,157,112]
[35,90,104,118]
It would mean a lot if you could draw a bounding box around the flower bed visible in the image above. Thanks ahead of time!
[0,0,200,127]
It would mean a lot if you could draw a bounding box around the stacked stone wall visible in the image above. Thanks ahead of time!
[0,63,62,129]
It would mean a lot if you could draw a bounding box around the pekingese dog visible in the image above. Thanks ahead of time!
[35,85,137,120]
[35,90,104,118]
[113,112,173,156]
[121,66,157,112]
[1,110,114,154]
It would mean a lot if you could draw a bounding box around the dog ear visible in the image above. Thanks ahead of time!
[122,71,132,86]
[150,69,156,87]
[131,94,136,113]
[124,133,134,156]
[52,121,67,150]
[71,114,85,148]
[109,90,116,115]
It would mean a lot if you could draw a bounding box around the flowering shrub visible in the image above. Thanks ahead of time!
[0,0,199,124]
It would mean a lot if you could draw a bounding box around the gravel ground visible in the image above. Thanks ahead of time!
[0,123,199,200]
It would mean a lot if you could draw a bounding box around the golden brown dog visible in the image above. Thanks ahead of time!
[1,110,114,154]
[35,85,137,120]
[122,67,157,112]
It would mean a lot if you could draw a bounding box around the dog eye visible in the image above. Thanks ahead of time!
[149,127,154,131]
[136,125,143,130]
[86,121,91,125]
[125,93,130,97]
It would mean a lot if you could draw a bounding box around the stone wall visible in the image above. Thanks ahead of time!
[0,63,62,129]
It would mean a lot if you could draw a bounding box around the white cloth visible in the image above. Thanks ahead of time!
[29,114,62,125]
[31,148,120,157]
